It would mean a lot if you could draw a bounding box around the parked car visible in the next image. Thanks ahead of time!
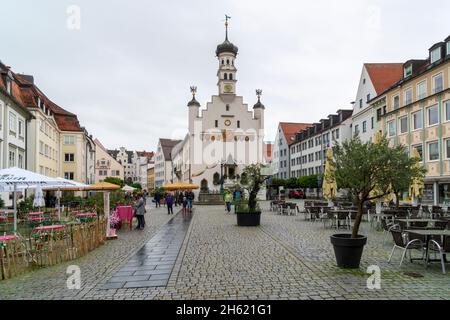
[288,189,305,199]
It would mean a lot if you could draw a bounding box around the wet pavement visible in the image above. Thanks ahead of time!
[102,211,192,289]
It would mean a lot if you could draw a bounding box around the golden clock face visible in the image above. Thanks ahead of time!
[224,119,231,126]
[224,84,233,93]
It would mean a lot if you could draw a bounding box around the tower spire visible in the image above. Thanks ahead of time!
[224,14,231,40]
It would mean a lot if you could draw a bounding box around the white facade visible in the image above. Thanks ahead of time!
[0,70,31,205]
[169,27,265,194]
[290,110,353,178]
[154,139,179,188]
[272,126,290,179]
[351,65,378,142]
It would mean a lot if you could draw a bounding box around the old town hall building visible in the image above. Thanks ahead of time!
[169,20,266,193]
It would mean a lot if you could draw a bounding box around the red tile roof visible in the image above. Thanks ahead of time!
[364,63,404,95]
[279,122,312,146]
[13,70,82,132]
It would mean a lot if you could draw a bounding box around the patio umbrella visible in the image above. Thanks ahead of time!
[122,185,136,193]
[0,167,75,234]
[43,178,88,219]
[322,148,337,202]
[163,182,199,191]
[409,148,424,203]
[33,185,45,207]
[81,182,121,238]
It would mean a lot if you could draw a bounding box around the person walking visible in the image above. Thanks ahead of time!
[234,189,241,213]
[224,190,233,213]
[165,192,174,215]
[187,190,195,213]
[134,193,146,230]
[142,189,148,205]
[154,192,160,208]
[182,195,188,216]
[178,191,184,208]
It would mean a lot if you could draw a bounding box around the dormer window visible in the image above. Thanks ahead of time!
[431,47,441,63]
[6,78,11,94]
[404,64,412,78]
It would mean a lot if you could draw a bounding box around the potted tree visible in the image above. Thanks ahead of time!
[329,136,424,268]
[236,164,268,226]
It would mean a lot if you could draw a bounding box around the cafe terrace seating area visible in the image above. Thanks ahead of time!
[270,199,450,274]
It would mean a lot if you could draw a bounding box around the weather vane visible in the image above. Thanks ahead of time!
[190,86,197,98]
[224,14,231,39]
[256,89,262,101]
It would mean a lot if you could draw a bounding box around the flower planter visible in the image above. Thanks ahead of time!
[236,211,261,226]
[330,234,367,269]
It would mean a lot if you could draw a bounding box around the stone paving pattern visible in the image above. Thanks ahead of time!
[1,201,449,300]
[104,212,192,289]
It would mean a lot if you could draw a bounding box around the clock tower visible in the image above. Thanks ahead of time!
[216,16,238,96]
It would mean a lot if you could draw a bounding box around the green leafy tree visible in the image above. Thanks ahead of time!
[285,177,300,189]
[270,178,286,187]
[331,136,424,238]
[104,177,125,187]
[131,183,142,190]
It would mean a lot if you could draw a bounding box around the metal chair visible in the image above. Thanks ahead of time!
[426,236,450,274]
[388,229,425,267]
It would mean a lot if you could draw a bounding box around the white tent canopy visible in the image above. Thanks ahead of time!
[0,167,77,233]
[122,185,136,192]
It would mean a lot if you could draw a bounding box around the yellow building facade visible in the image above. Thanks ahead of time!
[375,36,450,204]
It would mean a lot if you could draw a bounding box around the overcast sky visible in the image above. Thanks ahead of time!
[2,0,449,151]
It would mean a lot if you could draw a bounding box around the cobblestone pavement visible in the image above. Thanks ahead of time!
[1,201,449,300]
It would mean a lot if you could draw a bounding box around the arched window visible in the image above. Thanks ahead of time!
[200,179,208,192]
[221,59,224,65]
[229,73,233,80]
[226,59,230,65]
[224,73,228,80]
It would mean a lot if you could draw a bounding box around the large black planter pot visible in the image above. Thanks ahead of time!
[330,234,367,269]
[236,211,261,226]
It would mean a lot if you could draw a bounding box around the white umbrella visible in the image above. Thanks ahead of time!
[0,167,76,233]
[44,177,88,220]
[33,185,45,207]
[122,185,136,193]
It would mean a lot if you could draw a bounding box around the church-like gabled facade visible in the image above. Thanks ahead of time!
[171,19,266,193]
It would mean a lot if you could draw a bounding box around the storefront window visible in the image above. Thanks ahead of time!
[439,183,450,205]
[422,184,434,204]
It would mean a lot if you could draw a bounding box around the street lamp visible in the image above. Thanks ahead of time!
[220,162,224,193]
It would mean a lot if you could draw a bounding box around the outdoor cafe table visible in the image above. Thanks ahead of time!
[76,213,97,217]
[330,210,358,229]
[396,219,440,228]
[28,212,44,216]
[0,235,17,241]
[406,229,450,266]
[34,225,65,231]
[116,205,134,230]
